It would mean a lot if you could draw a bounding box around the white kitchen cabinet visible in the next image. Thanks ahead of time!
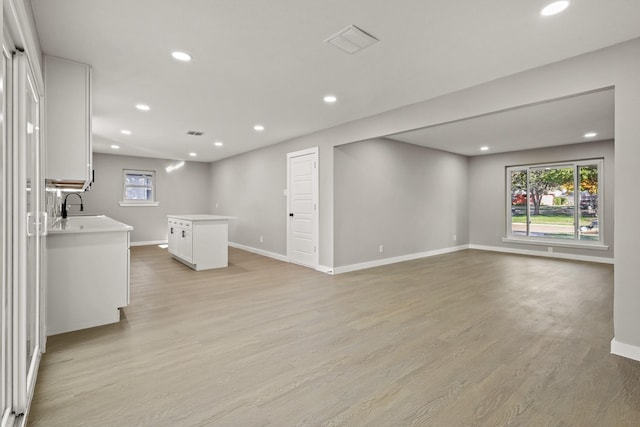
[168,215,233,270]
[168,218,193,263]
[44,55,92,189]
[46,216,133,335]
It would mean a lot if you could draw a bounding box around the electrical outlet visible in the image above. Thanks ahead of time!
[260,236,264,243]
[453,234,457,242]
[215,203,219,208]
[379,244,384,254]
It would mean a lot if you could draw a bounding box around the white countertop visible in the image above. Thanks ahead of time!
[48,215,134,234]
[167,214,235,221]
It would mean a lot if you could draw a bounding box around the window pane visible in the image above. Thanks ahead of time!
[510,169,527,236]
[126,187,151,200]
[528,167,574,239]
[125,173,151,186]
[579,164,599,241]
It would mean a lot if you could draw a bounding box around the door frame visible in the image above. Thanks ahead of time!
[286,147,319,268]
[1,37,15,427]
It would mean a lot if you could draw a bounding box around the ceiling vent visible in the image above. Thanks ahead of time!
[325,25,379,54]
[186,130,204,136]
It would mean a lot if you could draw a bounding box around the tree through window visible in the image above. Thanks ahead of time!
[507,160,602,242]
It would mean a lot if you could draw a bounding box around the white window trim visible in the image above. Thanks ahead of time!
[505,158,604,249]
[118,201,160,207]
[120,169,158,207]
[501,237,608,250]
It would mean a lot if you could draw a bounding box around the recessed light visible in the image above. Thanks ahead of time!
[480,146,489,151]
[110,144,120,149]
[121,130,131,135]
[171,51,192,62]
[584,132,597,138]
[254,124,265,131]
[135,104,150,111]
[214,141,224,147]
[541,1,570,16]
[324,95,337,103]
[189,152,197,157]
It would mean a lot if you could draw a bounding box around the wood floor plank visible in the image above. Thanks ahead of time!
[27,247,640,426]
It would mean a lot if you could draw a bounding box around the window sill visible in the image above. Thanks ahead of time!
[502,237,608,251]
[119,201,160,207]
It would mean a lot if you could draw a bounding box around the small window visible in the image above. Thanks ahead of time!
[119,169,159,206]
[505,159,604,248]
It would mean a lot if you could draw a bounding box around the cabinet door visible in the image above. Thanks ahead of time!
[44,56,91,186]
[167,221,177,255]
[180,228,193,263]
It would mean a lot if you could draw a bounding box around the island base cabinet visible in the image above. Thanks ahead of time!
[167,216,229,270]
[46,230,130,335]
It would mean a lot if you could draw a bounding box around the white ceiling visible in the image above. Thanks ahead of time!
[387,89,614,156]
[30,0,640,162]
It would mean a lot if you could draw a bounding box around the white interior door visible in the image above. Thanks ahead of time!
[287,147,319,268]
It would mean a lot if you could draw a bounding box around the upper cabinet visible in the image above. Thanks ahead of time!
[44,55,92,190]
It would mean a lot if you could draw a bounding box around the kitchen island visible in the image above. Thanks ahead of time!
[47,215,133,335]
[168,214,234,270]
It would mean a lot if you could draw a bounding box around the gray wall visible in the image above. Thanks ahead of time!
[210,38,640,350]
[334,138,468,267]
[208,137,336,266]
[209,144,288,255]
[81,153,211,243]
[468,140,614,259]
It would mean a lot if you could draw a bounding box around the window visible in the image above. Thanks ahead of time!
[119,169,159,206]
[505,159,603,246]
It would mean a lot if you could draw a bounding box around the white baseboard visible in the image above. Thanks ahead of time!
[229,243,337,274]
[228,241,289,262]
[469,244,614,264]
[611,338,640,362]
[315,265,334,274]
[332,245,469,275]
[130,240,168,247]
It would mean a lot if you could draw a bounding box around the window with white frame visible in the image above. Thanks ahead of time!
[506,159,602,244]
[120,169,159,206]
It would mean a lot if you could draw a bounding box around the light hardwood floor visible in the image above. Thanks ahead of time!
[28,247,640,426]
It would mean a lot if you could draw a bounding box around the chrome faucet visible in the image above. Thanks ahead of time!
[62,193,84,218]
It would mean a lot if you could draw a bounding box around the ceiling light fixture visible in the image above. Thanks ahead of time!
[324,95,337,103]
[480,146,489,151]
[189,152,197,157]
[121,130,131,135]
[254,124,265,131]
[110,144,120,149]
[214,141,224,147]
[171,51,192,62]
[135,104,150,111]
[541,1,570,16]
[584,132,597,138]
